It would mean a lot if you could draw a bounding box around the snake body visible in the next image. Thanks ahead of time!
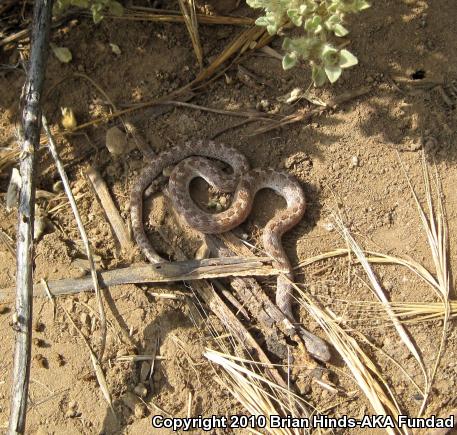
[130,141,306,321]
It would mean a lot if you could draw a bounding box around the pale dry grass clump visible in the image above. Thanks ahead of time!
[204,153,451,434]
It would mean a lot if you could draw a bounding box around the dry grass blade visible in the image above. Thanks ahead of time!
[0,228,15,257]
[84,7,254,25]
[333,214,429,401]
[205,349,311,435]
[195,25,272,84]
[42,115,107,361]
[178,0,203,68]
[291,282,403,435]
[296,248,440,294]
[397,151,450,416]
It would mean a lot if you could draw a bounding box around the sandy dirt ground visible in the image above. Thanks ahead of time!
[1,0,457,433]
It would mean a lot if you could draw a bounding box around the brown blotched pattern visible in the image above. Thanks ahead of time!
[131,141,306,320]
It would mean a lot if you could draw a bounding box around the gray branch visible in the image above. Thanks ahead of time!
[9,1,53,433]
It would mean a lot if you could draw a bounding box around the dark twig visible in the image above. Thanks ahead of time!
[9,1,53,434]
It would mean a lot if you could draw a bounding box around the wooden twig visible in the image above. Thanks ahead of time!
[42,115,107,361]
[85,166,134,254]
[249,86,372,136]
[128,99,274,121]
[0,13,76,47]
[9,1,53,433]
[210,233,330,363]
[157,242,289,389]
[0,257,277,300]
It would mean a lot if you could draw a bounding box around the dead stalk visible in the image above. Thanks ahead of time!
[9,1,53,433]
[42,115,107,361]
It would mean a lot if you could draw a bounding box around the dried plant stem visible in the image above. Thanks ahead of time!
[8,1,53,433]
[178,0,203,68]
[42,115,107,361]
[0,256,277,300]
[85,166,134,254]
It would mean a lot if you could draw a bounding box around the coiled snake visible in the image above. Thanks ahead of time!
[130,141,319,347]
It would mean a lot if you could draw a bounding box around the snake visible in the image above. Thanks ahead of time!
[130,140,306,322]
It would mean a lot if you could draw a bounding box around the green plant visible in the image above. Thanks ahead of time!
[246,0,370,86]
[53,0,123,23]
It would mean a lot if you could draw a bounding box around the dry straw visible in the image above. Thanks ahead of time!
[204,153,450,435]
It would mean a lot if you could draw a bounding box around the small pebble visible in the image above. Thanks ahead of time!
[219,196,228,207]
[323,222,335,232]
[133,384,148,398]
[106,126,131,156]
[34,215,48,241]
[350,156,359,167]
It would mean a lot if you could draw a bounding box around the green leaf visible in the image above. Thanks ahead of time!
[255,16,270,27]
[91,3,104,23]
[357,0,371,11]
[287,9,303,26]
[339,49,358,68]
[321,44,339,65]
[304,15,322,34]
[109,43,121,55]
[246,0,263,8]
[333,23,349,37]
[50,43,72,63]
[108,1,123,16]
[92,10,104,23]
[312,65,327,87]
[282,37,293,51]
[266,23,278,34]
[324,64,342,83]
[282,52,298,70]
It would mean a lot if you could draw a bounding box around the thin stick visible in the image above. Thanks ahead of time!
[0,12,77,47]
[41,115,107,361]
[9,1,53,433]
[40,279,56,321]
[85,166,134,253]
[132,99,274,120]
